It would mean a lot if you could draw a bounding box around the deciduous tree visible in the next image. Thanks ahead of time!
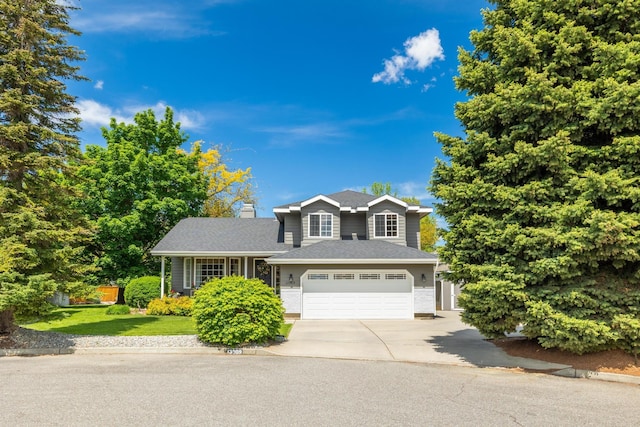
[77,108,206,283]
[431,0,640,354]
[0,0,92,331]
[197,145,254,217]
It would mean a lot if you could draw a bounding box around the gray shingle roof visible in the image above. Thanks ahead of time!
[267,240,438,264]
[151,218,291,255]
[275,190,377,209]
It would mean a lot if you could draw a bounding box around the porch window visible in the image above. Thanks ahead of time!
[229,258,241,276]
[195,258,225,286]
[309,213,332,237]
[374,213,398,237]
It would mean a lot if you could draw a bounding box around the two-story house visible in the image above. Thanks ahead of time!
[151,190,438,319]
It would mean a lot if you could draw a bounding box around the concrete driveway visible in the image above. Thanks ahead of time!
[267,311,569,371]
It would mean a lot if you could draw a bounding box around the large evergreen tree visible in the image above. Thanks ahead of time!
[77,108,207,283]
[0,0,91,331]
[432,0,640,354]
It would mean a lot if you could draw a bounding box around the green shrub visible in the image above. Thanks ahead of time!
[612,314,640,364]
[147,296,193,316]
[106,304,131,315]
[124,276,161,309]
[192,276,284,346]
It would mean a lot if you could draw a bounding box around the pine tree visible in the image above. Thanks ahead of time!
[0,0,91,331]
[431,0,640,354]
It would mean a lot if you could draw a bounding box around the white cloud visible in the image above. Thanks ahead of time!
[258,123,349,147]
[77,99,127,127]
[372,28,444,85]
[94,80,104,90]
[397,181,433,203]
[77,99,205,130]
[404,29,445,69]
[72,3,226,39]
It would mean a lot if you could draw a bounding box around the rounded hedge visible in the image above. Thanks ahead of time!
[124,276,161,309]
[192,276,284,346]
[105,304,131,315]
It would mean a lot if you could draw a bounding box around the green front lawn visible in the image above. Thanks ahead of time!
[21,305,293,338]
[22,305,196,336]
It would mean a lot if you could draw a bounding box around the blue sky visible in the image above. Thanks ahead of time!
[67,0,489,218]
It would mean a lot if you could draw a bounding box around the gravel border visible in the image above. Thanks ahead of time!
[5,327,212,349]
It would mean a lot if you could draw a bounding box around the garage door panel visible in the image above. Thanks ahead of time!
[301,269,414,320]
[304,280,411,293]
[303,292,413,319]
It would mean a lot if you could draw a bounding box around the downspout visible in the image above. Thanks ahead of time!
[244,256,248,278]
[160,256,166,298]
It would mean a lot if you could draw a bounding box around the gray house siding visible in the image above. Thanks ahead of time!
[284,212,301,246]
[405,213,421,249]
[171,257,183,292]
[340,212,367,239]
[279,264,434,289]
[366,201,407,245]
[300,201,341,246]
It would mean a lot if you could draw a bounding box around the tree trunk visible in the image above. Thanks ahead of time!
[0,309,16,335]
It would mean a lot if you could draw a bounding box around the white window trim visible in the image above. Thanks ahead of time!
[374,213,399,238]
[183,258,193,289]
[308,213,333,238]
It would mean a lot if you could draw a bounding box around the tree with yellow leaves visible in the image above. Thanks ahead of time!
[197,144,255,217]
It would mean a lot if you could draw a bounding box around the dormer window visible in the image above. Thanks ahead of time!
[374,213,398,237]
[309,213,332,237]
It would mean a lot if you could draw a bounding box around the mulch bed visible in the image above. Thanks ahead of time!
[493,337,640,377]
[0,333,17,349]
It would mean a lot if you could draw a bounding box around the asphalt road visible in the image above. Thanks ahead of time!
[1,354,638,426]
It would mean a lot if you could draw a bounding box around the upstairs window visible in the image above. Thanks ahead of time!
[374,213,398,237]
[309,213,332,237]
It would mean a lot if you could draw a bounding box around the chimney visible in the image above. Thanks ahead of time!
[240,203,256,218]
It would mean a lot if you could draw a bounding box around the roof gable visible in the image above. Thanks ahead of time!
[274,189,432,217]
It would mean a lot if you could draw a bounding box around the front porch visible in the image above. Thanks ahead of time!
[159,255,281,297]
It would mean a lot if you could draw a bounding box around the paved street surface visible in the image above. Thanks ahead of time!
[1,354,639,426]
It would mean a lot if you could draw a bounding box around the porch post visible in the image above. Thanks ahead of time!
[244,256,249,278]
[160,256,166,298]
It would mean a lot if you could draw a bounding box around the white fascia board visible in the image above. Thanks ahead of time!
[300,195,340,208]
[290,206,301,211]
[273,208,290,214]
[265,258,438,265]
[407,206,434,214]
[151,251,288,257]
[339,206,353,212]
[368,194,408,208]
[356,206,369,212]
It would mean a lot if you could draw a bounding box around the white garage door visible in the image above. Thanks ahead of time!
[301,270,413,319]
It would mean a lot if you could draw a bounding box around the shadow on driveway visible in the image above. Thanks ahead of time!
[425,324,569,370]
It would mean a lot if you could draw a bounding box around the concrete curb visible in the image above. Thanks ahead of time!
[551,367,640,385]
[3,346,638,386]
[0,348,75,357]
[1,346,275,357]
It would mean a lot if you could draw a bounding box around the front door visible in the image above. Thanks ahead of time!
[254,259,272,287]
